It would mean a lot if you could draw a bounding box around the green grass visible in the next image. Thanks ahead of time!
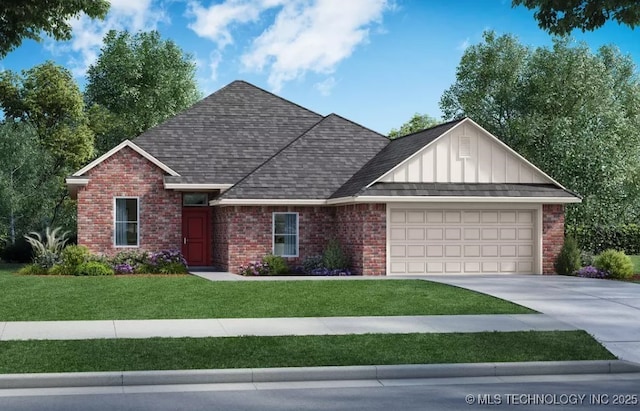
[0,331,614,374]
[0,265,533,320]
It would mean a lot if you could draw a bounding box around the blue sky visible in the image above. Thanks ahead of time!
[1,0,638,134]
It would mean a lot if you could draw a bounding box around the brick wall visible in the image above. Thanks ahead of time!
[212,206,334,272]
[77,147,182,255]
[335,204,386,276]
[542,204,565,274]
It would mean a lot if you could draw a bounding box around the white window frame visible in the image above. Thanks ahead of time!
[114,197,140,247]
[272,212,299,257]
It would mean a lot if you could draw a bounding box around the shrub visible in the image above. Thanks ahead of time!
[110,250,150,273]
[575,265,609,279]
[76,261,115,276]
[322,239,349,270]
[0,238,33,263]
[310,267,352,276]
[56,245,91,275]
[24,227,69,269]
[239,261,270,276]
[593,249,633,280]
[554,236,581,275]
[568,224,640,255]
[262,254,289,275]
[149,249,188,273]
[302,255,323,274]
[17,263,48,275]
[113,263,134,274]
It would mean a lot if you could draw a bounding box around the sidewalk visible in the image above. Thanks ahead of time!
[0,314,574,341]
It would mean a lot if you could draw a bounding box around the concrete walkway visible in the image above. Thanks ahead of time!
[0,314,573,341]
[425,275,640,364]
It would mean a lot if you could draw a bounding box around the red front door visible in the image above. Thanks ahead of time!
[182,208,211,266]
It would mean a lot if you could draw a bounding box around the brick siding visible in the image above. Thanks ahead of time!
[542,204,565,274]
[77,147,182,255]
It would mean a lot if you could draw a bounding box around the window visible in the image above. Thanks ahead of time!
[183,193,208,206]
[115,198,139,246]
[273,213,298,257]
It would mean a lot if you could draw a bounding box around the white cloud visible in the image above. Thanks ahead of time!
[314,76,336,96]
[208,50,223,81]
[187,0,389,91]
[457,38,470,51]
[53,0,169,77]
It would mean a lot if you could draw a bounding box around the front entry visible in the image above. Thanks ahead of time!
[182,208,211,266]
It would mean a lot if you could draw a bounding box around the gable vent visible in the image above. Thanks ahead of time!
[459,136,471,158]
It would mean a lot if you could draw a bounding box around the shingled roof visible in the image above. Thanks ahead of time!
[217,114,388,200]
[132,80,323,185]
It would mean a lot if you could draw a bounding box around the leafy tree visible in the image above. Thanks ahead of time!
[86,30,201,153]
[440,31,640,226]
[0,123,52,244]
[0,62,94,232]
[513,0,640,35]
[388,113,440,139]
[0,0,109,58]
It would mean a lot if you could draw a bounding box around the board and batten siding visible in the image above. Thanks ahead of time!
[380,122,551,184]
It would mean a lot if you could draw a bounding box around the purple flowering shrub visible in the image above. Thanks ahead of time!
[239,261,270,276]
[310,267,352,276]
[574,265,609,279]
[111,249,188,274]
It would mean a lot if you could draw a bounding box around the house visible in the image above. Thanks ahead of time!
[66,80,580,275]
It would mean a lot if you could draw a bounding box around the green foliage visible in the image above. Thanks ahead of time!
[302,255,324,273]
[157,262,189,275]
[568,224,640,255]
[388,113,440,139]
[0,237,32,263]
[441,32,640,227]
[554,236,581,275]
[76,261,114,276]
[24,227,69,269]
[322,239,349,270]
[512,0,640,35]
[594,249,634,279]
[85,30,200,153]
[55,245,91,275]
[0,1,109,58]
[262,254,289,275]
[17,263,48,276]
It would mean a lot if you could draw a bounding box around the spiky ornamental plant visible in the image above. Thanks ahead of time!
[24,226,69,269]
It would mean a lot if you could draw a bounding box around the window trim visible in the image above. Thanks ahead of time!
[272,212,299,257]
[114,197,140,248]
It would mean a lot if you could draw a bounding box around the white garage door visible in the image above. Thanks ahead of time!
[388,207,536,275]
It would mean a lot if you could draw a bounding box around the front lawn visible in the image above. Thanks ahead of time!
[0,331,613,374]
[0,264,533,320]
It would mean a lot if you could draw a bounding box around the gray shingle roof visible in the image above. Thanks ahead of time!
[218,114,389,199]
[361,183,578,198]
[132,80,323,185]
[330,119,463,198]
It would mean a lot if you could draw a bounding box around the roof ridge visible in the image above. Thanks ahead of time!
[218,115,328,199]
[389,117,466,141]
[234,80,324,119]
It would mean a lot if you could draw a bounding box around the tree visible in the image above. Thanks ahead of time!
[0,123,52,244]
[0,62,94,231]
[388,113,440,139]
[440,31,640,227]
[513,0,640,35]
[0,0,109,58]
[85,30,201,153]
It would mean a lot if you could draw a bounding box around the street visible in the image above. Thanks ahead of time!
[1,373,639,410]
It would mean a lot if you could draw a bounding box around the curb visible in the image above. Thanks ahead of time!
[1,360,639,389]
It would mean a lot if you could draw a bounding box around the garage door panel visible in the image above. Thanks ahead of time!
[389,207,536,275]
[390,228,406,240]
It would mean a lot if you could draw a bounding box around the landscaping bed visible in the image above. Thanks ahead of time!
[0,331,614,374]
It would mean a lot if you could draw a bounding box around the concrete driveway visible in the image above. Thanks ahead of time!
[424,275,640,364]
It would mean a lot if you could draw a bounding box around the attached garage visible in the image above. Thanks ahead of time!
[388,205,538,275]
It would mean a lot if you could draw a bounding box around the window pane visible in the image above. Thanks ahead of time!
[115,198,138,246]
[183,193,208,206]
[273,213,297,256]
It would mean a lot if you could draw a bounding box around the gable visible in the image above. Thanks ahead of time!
[378,119,553,185]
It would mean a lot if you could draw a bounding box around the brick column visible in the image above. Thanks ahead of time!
[542,204,565,274]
